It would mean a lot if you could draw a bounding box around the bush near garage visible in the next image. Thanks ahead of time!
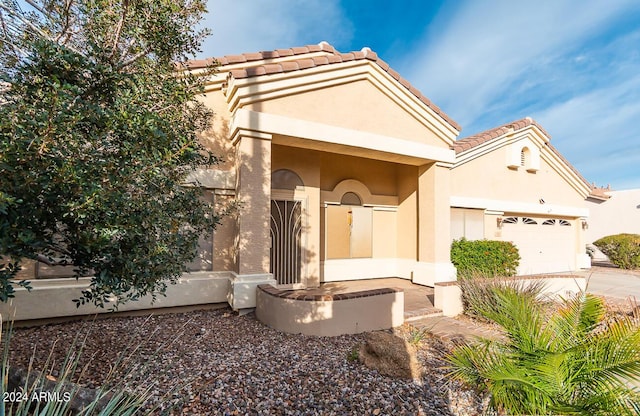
[451,238,520,278]
[593,234,640,270]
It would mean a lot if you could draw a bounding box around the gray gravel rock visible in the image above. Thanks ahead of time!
[8,308,491,415]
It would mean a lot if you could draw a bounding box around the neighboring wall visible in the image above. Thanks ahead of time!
[586,189,640,260]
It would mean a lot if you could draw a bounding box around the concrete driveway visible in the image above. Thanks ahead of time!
[570,266,640,300]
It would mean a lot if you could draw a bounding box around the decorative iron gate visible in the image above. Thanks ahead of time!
[270,200,302,286]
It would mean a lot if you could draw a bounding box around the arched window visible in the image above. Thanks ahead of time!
[340,192,362,205]
[271,169,303,190]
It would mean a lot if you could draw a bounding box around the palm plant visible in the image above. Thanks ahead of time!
[447,282,640,415]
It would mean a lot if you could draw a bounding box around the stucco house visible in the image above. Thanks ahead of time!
[585,188,640,261]
[2,42,598,321]
[450,118,594,275]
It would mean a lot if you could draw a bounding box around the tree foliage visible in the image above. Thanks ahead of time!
[447,280,640,415]
[0,0,220,307]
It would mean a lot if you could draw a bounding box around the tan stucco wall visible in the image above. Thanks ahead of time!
[197,87,236,171]
[396,165,418,260]
[586,189,640,258]
[418,163,451,263]
[235,135,272,275]
[318,151,399,197]
[213,193,238,273]
[373,210,397,257]
[246,80,450,148]
[452,145,586,207]
[255,287,404,336]
[0,273,230,322]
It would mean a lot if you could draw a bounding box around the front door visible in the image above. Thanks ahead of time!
[270,199,303,287]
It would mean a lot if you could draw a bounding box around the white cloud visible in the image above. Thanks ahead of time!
[197,0,353,58]
[402,0,639,128]
[535,73,640,188]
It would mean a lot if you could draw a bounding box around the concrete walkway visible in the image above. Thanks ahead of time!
[314,267,640,342]
[409,315,504,341]
[577,266,640,299]
[407,266,640,342]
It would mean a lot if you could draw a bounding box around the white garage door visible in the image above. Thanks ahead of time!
[501,216,577,275]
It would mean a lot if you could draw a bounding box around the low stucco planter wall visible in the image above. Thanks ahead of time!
[435,275,588,317]
[255,285,405,336]
[0,272,230,322]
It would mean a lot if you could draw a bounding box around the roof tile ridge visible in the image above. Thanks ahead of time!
[187,42,338,69]
[220,42,462,132]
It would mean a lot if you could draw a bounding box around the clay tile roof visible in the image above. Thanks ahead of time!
[229,69,247,79]
[376,58,390,71]
[312,56,330,65]
[245,66,267,77]
[260,50,280,59]
[451,117,548,154]
[280,61,300,71]
[263,63,283,75]
[588,185,612,200]
[243,52,264,61]
[362,47,378,61]
[225,54,247,64]
[318,41,336,53]
[276,48,294,57]
[296,58,315,70]
[189,42,461,131]
[340,52,356,61]
[452,117,591,188]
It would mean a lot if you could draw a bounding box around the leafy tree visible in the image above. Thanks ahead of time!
[447,281,640,415]
[0,0,220,307]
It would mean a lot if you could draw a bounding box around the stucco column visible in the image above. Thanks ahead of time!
[228,129,276,309]
[577,218,591,269]
[415,162,456,285]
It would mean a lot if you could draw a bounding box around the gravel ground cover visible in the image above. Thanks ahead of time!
[7,308,489,415]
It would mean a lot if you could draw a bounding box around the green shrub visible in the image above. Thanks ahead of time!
[458,274,547,320]
[451,238,520,278]
[593,234,640,269]
[447,284,640,415]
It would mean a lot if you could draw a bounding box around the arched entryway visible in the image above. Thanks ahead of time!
[270,169,305,287]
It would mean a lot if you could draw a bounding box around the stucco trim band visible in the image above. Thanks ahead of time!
[450,196,589,218]
[230,109,456,165]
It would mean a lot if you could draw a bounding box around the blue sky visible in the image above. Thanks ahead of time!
[199,0,640,190]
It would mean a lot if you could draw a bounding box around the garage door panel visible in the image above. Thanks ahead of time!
[501,216,576,275]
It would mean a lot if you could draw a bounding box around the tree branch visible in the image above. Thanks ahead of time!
[0,2,48,39]
[116,45,152,70]
[24,0,46,15]
[54,0,75,45]
[109,0,129,61]
[0,2,83,55]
